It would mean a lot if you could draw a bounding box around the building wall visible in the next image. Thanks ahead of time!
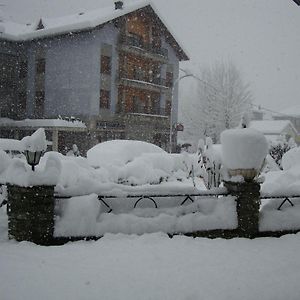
[25,23,119,119]
[162,37,179,126]
[22,18,179,125]
[0,41,27,119]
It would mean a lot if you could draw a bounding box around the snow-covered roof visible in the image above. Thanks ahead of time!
[278,104,300,118]
[0,0,189,60]
[0,118,86,129]
[249,120,297,135]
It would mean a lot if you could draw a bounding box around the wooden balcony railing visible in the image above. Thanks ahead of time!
[119,34,168,59]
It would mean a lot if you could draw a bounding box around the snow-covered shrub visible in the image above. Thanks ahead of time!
[269,138,296,169]
[197,137,223,189]
[117,153,173,185]
[66,144,80,157]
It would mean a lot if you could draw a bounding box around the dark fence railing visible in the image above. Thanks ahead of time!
[54,191,229,213]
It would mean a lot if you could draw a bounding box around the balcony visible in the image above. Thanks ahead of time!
[119,105,169,117]
[119,34,168,60]
[118,70,169,92]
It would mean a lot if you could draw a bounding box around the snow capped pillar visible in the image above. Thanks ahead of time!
[221,128,267,238]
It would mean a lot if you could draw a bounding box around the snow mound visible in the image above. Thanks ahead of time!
[221,128,268,170]
[0,151,11,175]
[55,196,237,237]
[1,153,61,187]
[55,194,101,237]
[21,128,47,152]
[282,147,300,171]
[262,165,300,196]
[0,138,24,152]
[87,140,166,168]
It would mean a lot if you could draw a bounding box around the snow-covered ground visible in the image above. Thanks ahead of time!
[1,133,300,299]
[1,232,300,300]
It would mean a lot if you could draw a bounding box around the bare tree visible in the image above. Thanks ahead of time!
[198,61,252,142]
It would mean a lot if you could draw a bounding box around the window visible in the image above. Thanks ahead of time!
[19,61,28,79]
[166,72,173,88]
[133,67,145,81]
[18,92,27,110]
[35,91,45,117]
[101,55,111,75]
[165,98,171,116]
[151,96,160,115]
[36,58,45,75]
[127,31,143,48]
[100,89,110,109]
[133,96,145,113]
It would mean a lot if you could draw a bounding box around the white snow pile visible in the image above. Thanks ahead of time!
[54,195,237,237]
[0,129,61,187]
[39,152,202,197]
[55,194,101,237]
[84,140,200,188]
[281,147,300,171]
[21,128,47,152]
[0,137,202,192]
[260,198,300,231]
[262,147,300,196]
[0,138,24,152]
[221,128,268,170]
[0,152,61,187]
[0,151,11,175]
[87,140,165,168]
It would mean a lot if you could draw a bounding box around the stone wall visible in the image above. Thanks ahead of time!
[7,185,55,245]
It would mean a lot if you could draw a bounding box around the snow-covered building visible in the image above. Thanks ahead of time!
[249,120,300,145]
[273,104,300,134]
[0,1,189,154]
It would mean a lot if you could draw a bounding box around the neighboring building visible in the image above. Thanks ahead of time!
[249,120,300,145]
[251,108,264,121]
[273,104,300,133]
[0,1,189,154]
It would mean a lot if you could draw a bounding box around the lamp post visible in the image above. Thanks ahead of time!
[169,68,229,153]
[169,73,195,153]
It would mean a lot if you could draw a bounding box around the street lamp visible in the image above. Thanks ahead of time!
[24,150,43,171]
[169,73,195,153]
[169,68,230,153]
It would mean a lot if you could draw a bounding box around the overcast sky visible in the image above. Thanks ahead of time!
[2,0,300,112]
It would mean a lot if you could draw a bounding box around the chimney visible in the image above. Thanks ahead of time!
[114,1,123,10]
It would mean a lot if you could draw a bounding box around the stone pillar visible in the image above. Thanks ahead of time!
[225,181,261,238]
[52,129,59,152]
[7,185,55,245]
